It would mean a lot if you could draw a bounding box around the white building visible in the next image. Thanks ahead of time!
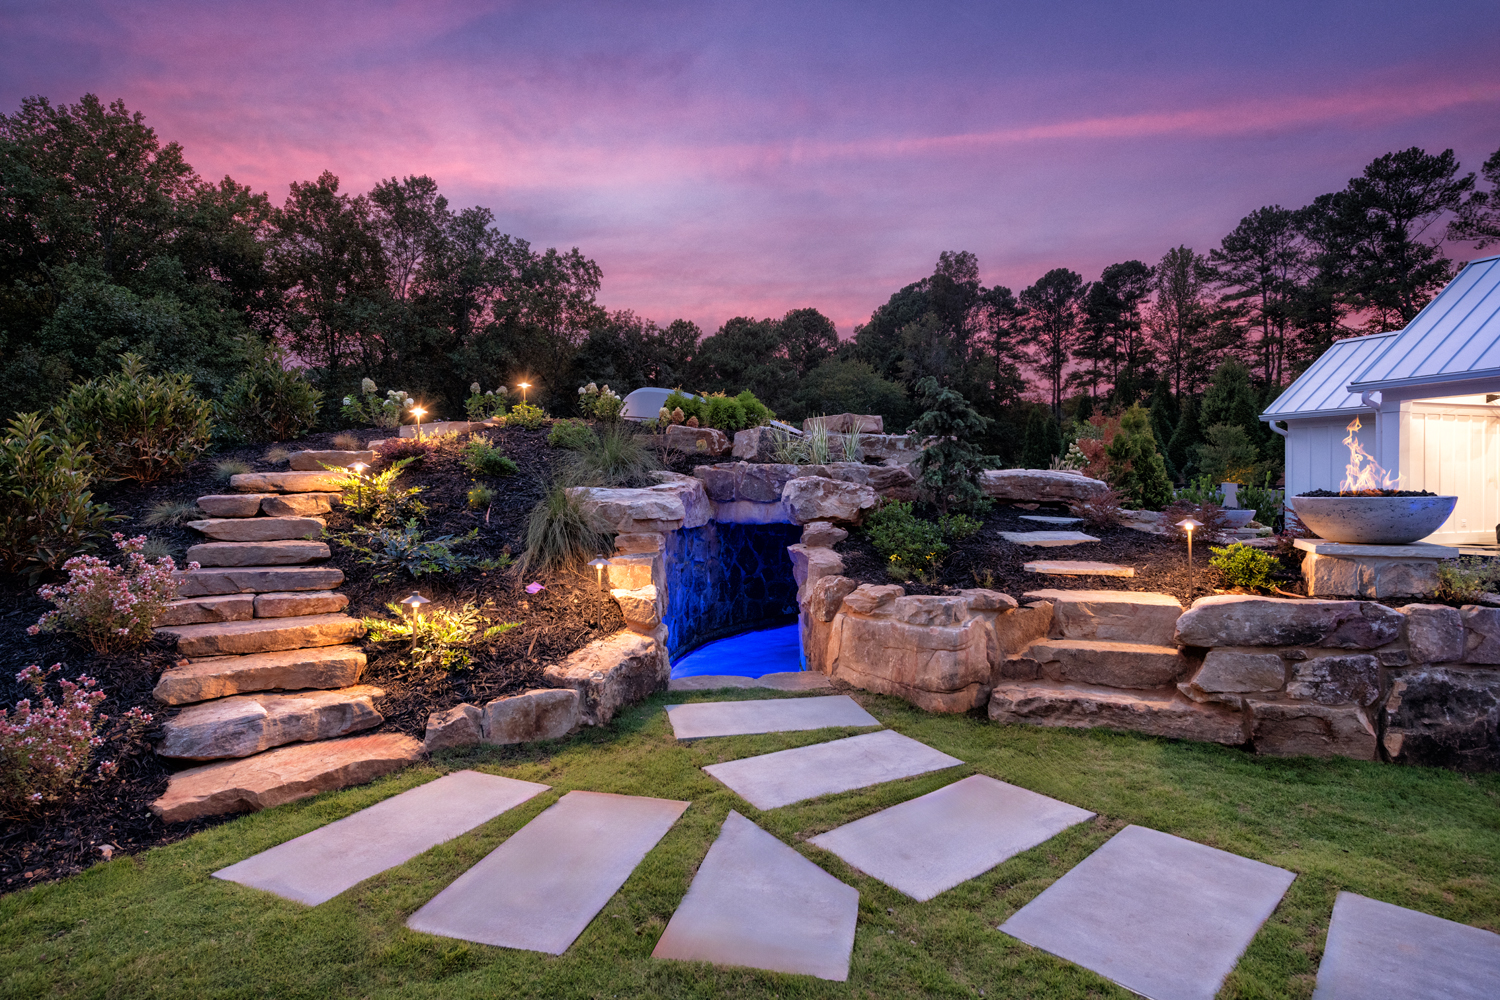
[1262,253,1500,544]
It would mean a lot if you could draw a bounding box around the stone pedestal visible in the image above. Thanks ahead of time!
[1294,540,1459,599]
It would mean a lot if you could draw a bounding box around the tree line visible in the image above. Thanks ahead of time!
[3,93,1497,475]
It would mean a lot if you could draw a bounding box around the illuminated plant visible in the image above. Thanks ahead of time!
[362,601,520,671]
[465,383,509,420]
[461,438,520,476]
[577,382,624,421]
[341,380,414,429]
[330,457,427,524]
[505,402,546,430]
[337,519,478,580]
[29,534,187,653]
[1209,543,1279,591]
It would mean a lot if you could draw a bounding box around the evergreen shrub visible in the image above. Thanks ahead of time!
[0,412,121,582]
[216,352,322,443]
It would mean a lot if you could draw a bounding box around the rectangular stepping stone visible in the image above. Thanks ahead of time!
[1019,515,1083,526]
[229,470,345,493]
[666,695,878,739]
[214,770,550,905]
[197,494,267,517]
[153,645,367,705]
[1023,560,1135,578]
[407,790,689,954]
[288,449,375,471]
[186,539,331,567]
[186,517,325,542]
[703,730,962,810]
[1312,892,1500,1000]
[253,590,348,618]
[158,594,254,626]
[810,774,1093,901]
[653,811,858,981]
[172,565,345,597]
[999,531,1100,548]
[261,492,338,517]
[999,824,1295,1000]
[668,672,833,692]
[157,613,363,657]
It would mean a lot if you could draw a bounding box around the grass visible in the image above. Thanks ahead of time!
[2,688,1497,1000]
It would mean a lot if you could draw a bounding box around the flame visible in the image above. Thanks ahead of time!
[1340,416,1400,494]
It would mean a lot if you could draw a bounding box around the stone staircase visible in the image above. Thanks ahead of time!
[150,455,423,822]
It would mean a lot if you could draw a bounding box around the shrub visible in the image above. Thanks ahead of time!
[910,377,996,513]
[564,423,660,488]
[373,436,436,464]
[331,432,363,451]
[341,380,413,429]
[214,459,251,481]
[0,412,120,582]
[1067,487,1127,527]
[865,501,948,581]
[52,354,214,483]
[661,389,771,432]
[548,419,597,451]
[505,402,546,430]
[461,438,519,476]
[577,382,624,421]
[1436,557,1500,604]
[1238,472,1284,527]
[1210,543,1279,591]
[464,383,509,421]
[518,484,609,578]
[215,352,322,444]
[468,483,495,508]
[734,390,772,427]
[142,500,201,527]
[1194,423,1262,485]
[1,666,105,811]
[337,520,479,580]
[332,457,426,524]
[938,512,983,541]
[1105,404,1174,511]
[363,601,519,671]
[1176,474,1225,506]
[29,534,186,653]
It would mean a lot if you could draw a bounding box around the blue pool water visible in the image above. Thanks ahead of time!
[669,624,804,679]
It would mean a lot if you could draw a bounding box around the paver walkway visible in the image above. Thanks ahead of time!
[1312,892,1500,1000]
[703,730,962,810]
[665,695,878,739]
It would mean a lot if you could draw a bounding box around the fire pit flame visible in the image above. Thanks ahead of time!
[1340,416,1400,495]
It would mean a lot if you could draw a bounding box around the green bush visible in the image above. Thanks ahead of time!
[865,500,949,581]
[0,412,121,581]
[1237,472,1283,526]
[548,419,597,451]
[1194,422,1262,485]
[577,383,624,421]
[1105,404,1174,510]
[461,438,519,476]
[1209,543,1279,591]
[216,352,322,444]
[938,512,983,541]
[505,402,546,430]
[341,380,413,429]
[518,484,609,578]
[332,457,427,524]
[467,483,495,508]
[362,601,519,671]
[1176,474,1225,506]
[661,389,772,432]
[910,378,996,513]
[1436,557,1500,604]
[52,354,214,483]
[336,519,478,581]
[564,423,660,488]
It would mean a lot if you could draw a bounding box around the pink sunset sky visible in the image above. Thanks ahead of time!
[3,0,1499,336]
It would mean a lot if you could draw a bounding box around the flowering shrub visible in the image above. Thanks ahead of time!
[341,379,414,429]
[577,382,624,421]
[465,383,509,421]
[0,664,151,810]
[29,534,186,653]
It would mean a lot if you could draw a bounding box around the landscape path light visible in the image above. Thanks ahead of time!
[410,405,427,440]
[517,381,531,404]
[1177,517,1204,590]
[399,592,431,625]
[347,461,369,512]
[588,556,610,592]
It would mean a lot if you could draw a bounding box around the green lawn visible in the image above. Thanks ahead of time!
[3,688,1498,1000]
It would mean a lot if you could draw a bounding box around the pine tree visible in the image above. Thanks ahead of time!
[1167,396,1201,480]
[910,377,995,512]
[1148,380,1178,481]
[1107,404,1174,510]
[1020,405,1061,470]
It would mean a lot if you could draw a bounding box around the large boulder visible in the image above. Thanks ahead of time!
[801,521,848,547]
[156,685,385,759]
[1285,654,1382,706]
[482,688,582,744]
[541,631,668,726]
[1022,589,1183,647]
[857,433,924,467]
[1462,606,1500,664]
[569,477,710,534]
[1245,698,1377,759]
[802,575,861,674]
[1383,666,1500,770]
[149,732,423,822]
[664,424,731,456]
[732,425,783,462]
[787,544,845,602]
[781,476,878,525]
[1174,595,1404,649]
[1178,650,1286,706]
[979,469,1108,502]
[424,703,482,752]
[611,584,660,630]
[988,681,1247,744]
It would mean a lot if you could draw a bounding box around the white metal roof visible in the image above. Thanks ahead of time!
[1348,254,1500,391]
[1261,331,1397,421]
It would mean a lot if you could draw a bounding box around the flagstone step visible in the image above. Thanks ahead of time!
[197,493,340,518]
[253,590,348,618]
[149,732,424,823]
[229,470,345,493]
[988,680,1247,744]
[157,684,386,759]
[1023,560,1135,578]
[154,644,368,705]
[288,449,375,471]
[186,516,325,541]
[186,539,331,567]
[157,612,364,657]
[173,565,345,597]
[158,594,254,627]
[1017,639,1192,689]
[197,494,267,518]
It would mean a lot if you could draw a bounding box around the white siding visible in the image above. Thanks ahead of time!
[1285,415,1373,498]
[1402,401,1500,544]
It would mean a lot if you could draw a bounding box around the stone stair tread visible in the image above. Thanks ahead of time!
[1030,638,1182,654]
[1019,639,1190,690]
[157,612,363,657]
[254,590,349,618]
[159,594,254,627]
[149,732,423,823]
[288,449,375,471]
[186,539,331,567]
[157,684,386,759]
[989,680,1246,744]
[229,471,345,494]
[197,494,269,517]
[186,516,325,542]
[154,644,367,705]
[173,565,344,596]
[1023,560,1135,578]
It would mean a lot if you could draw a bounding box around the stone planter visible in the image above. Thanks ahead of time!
[1288,495,1456,545]
[1221,509,1257,529]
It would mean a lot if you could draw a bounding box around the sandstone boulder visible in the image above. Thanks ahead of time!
[613,532,664,556]
[153,645,366,705]
[542,631,668,726]
[423,703,482,752]
[809,575,860,623]
[991,601,1054,663]
[1383,666,1500,770]
[664,424,732,456]
[787,544,845,602]
[842,584,904,615]
[1179,650,1286,706]
[288,449,375,471]
[731,426,782,462]
[149,732,423,822]
[692,462,742,502]
[482,688,582,744]
[801,521,849,548]
[1246,698,1376,759]
[740,463,802,502]
[1462,605,1500,664]
[867,465,918,497]
[569,477,710,534]
[1173,595,1404,649]
[605,553,656,591]
[158,594,255,627]
[253,590,349,618]
[172,566,344,596]
[1286,654,1382,705]
[979,469,1108,502]
[1022,589,1183,647]
[611,585,660,629]
[988,681,1246,744]
[158,613,363,657]
[827,612,991,712]
[157,685,385,759]
[229,471,345,493]
[781,476,878,525]
[857,433,925,467]
[1026,639,1190,689]
[804,413,883,434]
[196,494,262,517]
[262,493,339,517]
[1402,604,1464,664]
[186,539,330,567]
[802,575,862,674]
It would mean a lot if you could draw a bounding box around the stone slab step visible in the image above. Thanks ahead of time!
[665,695,877,740]
[157,613,363,657]
[187,539,330,567]
[196,493,340,518]
[173,565,344,597]
[988,680,1246,744]
[1021,589,1183,647]
[1022,639,1191,689]
[186,516,324,541]
[229,471,345,493]
[288,449,375,471]
[197,494,267,517]
[157,684,386,759]
[254,590,348,618]
[1313,892,1500,1000]
[1023,560,1135,578]
[154,644,367,705]
[999,531,1100,548]
[149,732,423,823]
[158,594,254,627]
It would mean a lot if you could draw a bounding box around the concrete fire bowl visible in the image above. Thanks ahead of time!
[1289,494,1457,545]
